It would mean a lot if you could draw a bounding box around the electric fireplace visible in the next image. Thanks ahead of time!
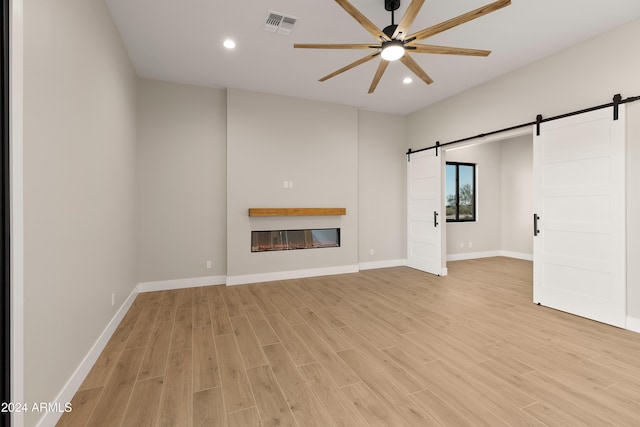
[251,228,340,252]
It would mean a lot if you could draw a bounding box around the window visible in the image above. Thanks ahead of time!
[446,162,476,222]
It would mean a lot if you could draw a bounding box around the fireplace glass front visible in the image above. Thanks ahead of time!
[251,228,340,252]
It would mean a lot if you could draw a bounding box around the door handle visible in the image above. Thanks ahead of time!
[533,214,540,236]
[434,211,439,227]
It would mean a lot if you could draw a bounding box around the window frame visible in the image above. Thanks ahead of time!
[445,161,477,223]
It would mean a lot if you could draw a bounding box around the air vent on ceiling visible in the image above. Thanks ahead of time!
[264,11,298,36]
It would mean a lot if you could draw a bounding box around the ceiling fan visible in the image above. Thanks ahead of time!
[294,0,511,93]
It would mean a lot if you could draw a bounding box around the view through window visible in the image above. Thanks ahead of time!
[446,162,476,222]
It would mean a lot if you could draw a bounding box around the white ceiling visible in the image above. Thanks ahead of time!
[105,0,640,115]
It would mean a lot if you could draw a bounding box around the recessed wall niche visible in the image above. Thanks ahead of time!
[251,228,340,252]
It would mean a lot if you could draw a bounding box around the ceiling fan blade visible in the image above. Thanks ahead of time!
[406,0,511,43]
[319,52,381,82]
[294,43,376,50]
[411,44,491,56]
[335,0,389,41]
[400,54,434,85]
[368,60,389,94]
[392,0,426,40]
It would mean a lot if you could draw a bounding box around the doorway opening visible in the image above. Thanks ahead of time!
[443,132,533,264]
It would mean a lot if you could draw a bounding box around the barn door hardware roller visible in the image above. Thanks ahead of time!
[613,93,622,120]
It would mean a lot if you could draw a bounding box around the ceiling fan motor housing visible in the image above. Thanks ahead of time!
[383,24,398,39]
[385,0,401,12]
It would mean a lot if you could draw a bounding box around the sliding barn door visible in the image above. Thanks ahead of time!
[407,150,443,276]
[533,106,626,327]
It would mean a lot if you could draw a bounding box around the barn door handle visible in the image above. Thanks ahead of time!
[533,214,540,236]
[434,211,439,227]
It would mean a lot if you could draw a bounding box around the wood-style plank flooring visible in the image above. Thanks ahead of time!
[57,257,640,426]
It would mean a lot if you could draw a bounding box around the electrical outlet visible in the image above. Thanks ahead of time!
[289,180,294,188]
[370,249,374,255]
[283,180,289,188]
[206,261,212,269]
[111,293,115,307]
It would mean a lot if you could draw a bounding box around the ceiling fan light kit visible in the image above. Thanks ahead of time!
[381,40,405,61]
[294,0,511,93]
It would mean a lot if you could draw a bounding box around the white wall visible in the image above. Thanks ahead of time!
[627,102,640,321]
[407,20,640,149]
[443,136,533,260]
[10,0,25,416]
[501,135,533,256]
[226,89,359,282]
[23,0,137,425]
[407,19,640,319]
[445,142,502,257]
[136,88,408,285]
[358,110,406,266]
[136,79,227,283]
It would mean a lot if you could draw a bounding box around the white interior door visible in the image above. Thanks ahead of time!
[533,105,626,328]
[407,150,443,275]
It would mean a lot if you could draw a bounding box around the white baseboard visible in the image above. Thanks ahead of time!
[500,251,534,261]
[138,275,227,293]
[226,264,359,286]
[627,316,640,333]
[359,259,407,270]
[37,285,140,427]
[447,250,502,261]
[446,250,533,262]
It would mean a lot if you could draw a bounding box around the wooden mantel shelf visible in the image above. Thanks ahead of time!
[248,208,346,217]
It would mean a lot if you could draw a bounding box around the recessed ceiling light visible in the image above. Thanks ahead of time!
[223,39,236,49]
[403,77,413,84]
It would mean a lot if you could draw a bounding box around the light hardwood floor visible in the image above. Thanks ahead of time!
[57,257,640,426]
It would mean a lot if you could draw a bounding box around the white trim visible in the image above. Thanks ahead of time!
[138,275,226,293]
[36,285,140,427]
[447,250,502,261]
[500,251,534,261]
[359,259,407,270]
[627,317,640,334]
[446,250,533,262]
[443,126,533,153]
[441,267,448,276]
[226,265,359,286]
[10,1,25,426]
